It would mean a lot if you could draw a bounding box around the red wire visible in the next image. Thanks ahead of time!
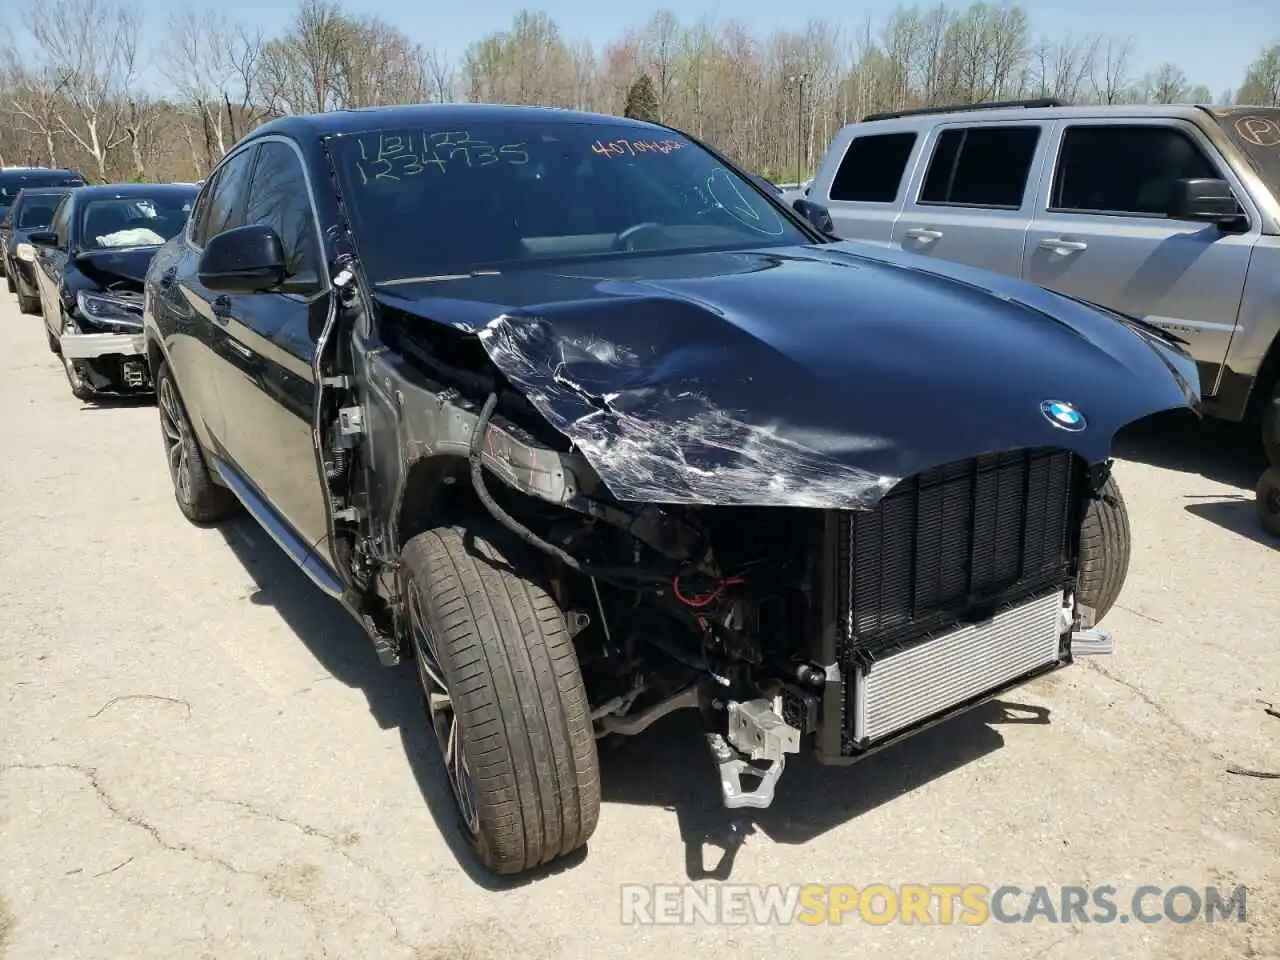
[673,574,743,608]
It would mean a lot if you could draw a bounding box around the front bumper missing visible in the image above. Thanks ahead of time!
[59,331,145,361]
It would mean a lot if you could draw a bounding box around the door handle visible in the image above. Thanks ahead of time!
[1039,237,1088,253]
[904,227,944,242]
[226,338,254,361]
[159,267,176,289]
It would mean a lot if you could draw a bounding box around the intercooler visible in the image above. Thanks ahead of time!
[833,447,1082,752]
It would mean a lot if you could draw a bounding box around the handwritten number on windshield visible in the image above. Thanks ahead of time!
[354,131,529,183]
[590,139,686,159]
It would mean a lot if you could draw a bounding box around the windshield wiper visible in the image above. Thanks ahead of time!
[377,269,502,288]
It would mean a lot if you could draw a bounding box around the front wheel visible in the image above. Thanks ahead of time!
[1257,468,1280,538]
[1076,474,1131,626]
[400,524,600,875]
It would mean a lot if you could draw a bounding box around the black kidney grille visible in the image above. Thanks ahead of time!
[837,448,1078,656]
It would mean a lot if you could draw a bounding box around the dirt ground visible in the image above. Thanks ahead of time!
[1,292,1278,959]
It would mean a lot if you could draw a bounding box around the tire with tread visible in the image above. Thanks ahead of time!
[1262,380,1280,471]
[1257,467,1280,538]
[401,523,600,875]
[1076,474,1131,626]
[6,273,15,293]
[155,360,239,524]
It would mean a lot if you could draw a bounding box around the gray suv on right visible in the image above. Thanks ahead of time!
[807,101,1280,477]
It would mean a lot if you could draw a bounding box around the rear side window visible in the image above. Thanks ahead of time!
[829,132,918,203]
[919,126,1042,209]
[1050,125,1219,217]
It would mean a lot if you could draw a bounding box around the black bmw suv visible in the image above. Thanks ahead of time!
[142,104,1197,876]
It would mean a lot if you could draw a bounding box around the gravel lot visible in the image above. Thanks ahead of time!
[1,292,1278,960]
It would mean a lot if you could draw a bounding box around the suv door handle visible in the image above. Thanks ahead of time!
[904,227,944,242]
[1039,238,1088,253]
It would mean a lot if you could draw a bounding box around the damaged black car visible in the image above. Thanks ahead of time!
[141,105,1201,877]
[30,182,197,400]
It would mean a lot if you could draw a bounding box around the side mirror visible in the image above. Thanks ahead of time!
[27,230,57,246]
[198,223,287,293]
[793,197,835,235]
[1167,178,1242,225]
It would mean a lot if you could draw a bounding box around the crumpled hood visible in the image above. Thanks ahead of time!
[376,241,1200,510]
[74,246,160,289]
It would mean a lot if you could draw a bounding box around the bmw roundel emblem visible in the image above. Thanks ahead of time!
[1041,400,1086,431]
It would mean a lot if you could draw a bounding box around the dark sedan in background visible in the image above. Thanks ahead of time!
[0,166,85,276]
[1,187,80,313]
[29,182,197,401]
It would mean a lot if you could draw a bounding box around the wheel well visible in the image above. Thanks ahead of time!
[1244,334,1280,423]
[394,454,479,550]
[145,336,165,379]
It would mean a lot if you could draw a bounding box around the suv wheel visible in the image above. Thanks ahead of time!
[1076,474,1131,625]
[400,523,600,875]
[155,361,239,523]
[1257,468,1280,538]
[1262,381,1280,470]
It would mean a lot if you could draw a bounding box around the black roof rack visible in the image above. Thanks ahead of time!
[860,98,1066,123]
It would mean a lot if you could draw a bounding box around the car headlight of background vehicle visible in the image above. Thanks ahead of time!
[15,242,35,262]
[75,290,144,331]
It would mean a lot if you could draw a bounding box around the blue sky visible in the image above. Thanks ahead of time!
[42,0,1280,98]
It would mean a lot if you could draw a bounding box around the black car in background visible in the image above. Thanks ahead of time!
[1,187,79,313]
[0,167,85,276]
[29,182,196,400]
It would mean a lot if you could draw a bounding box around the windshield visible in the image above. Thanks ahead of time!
[328,119,808,284]
[16,194,67,229]
[0,172,83,207]
[1204,106,1280,200]
[78,193,195,250]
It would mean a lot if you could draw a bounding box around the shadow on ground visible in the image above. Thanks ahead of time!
[213,515,1054,883]
[599,699,1049,880]
[216,517,585,891]
[1114,409,1275,546]
[1113,409,1266,490]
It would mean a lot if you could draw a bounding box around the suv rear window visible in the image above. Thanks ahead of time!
[919,126,1041,209]
[829,132,918,203]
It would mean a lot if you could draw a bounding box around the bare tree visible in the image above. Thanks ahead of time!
[23,0,144,180]
[1143,62,1190,104]
[164,9,264,166]
[1237,43,1280,106]
[1089,36,1133,104]
[424,46,455,103]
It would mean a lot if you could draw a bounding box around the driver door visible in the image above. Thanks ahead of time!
[214,139,334,565]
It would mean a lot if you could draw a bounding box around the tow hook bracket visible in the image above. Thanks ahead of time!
[708,699,801,810]
[1071,627,1115,656]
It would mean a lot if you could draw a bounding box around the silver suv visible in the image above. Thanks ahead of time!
[806,100,1280,459]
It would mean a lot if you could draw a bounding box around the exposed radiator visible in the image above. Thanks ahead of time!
[836,447,1079,660]
[849,590,1063,743]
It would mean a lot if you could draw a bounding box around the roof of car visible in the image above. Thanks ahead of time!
[245,103,669,143]
[12,186,76,198]
[70,182,199,201]
[847,102,1222,131]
